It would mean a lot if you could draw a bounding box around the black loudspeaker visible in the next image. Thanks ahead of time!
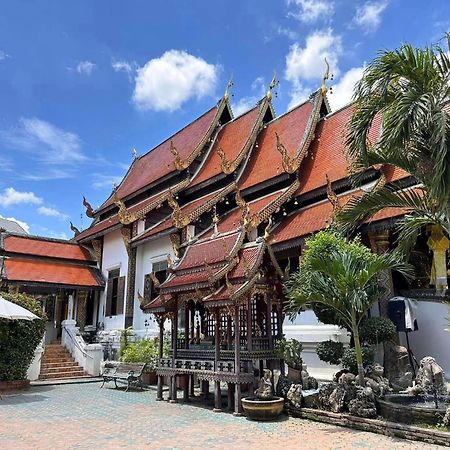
[388,299,418,332]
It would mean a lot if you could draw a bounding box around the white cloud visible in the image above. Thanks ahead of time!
[37,206,69,221]
[0,50,10,61]
[0,215,30,233]
[287,0,334,23]
[285,29,341,108]
[0,187,42,207]
[133,50,219,112]
[328,66,365,111]
[1,117,86,165]
[277,26,298,40]
[92,173,124,190]
[112,59,136,81]
[354,1,388,33]
[76,60,96,75]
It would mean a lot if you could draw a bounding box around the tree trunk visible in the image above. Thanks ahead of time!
[351,312,365,386]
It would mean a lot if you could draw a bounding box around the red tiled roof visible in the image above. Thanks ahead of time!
[270,189,407,246]
[175,230,242,272]
[240,100,314,189]
[4,258,102,287]
[161,268,225,289]
[229,243,263,279]
[3,235,93,261]
[142,294,172,312]
[190,106,260,188]
[100,106,219,209]
[203,284,244,304]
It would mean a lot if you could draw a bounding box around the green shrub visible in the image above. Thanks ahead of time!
[0,292,46,381]
[341,346,375,375]
[316,340,344,365]
[359,317,397,345]
[119,327,133,357]
[120,338,159,371]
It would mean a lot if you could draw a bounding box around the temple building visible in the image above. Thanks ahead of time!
[73,74,449,407]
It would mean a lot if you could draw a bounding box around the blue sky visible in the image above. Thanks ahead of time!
[0,0,449,239]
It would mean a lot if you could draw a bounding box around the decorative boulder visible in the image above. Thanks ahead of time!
[276,374,293,399]
[387,345,413,391]
[317,382,338,410]
[301,368,318,390]
[443,406,450,428]
[328,384,347,413]
[414,356,447,396]
[287,383,303,409]
[348,386,377,419]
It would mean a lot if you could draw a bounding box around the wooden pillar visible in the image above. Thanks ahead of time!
[266,295,273,350]
[184,305,190,349]
[246,296,253,351]
[226,315,232,350]
[234,304,242,415]
[183,375,189,402]
[170,303,178,403]
[227,382,234,411]
[168,376,173,401]
[189,374,195,397]
[213,309,222,412]
[156,316,164,401]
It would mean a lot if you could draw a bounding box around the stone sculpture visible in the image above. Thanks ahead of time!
[255,369,274,400]
[287,383,303,408]
[348,386,377,418]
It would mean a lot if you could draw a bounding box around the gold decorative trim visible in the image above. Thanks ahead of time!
[91,239,102,262]
[114,191,138,225]
[150,272,161,288]
[275,132,297,174]
[121,227,132,256]
[169,233,181,258]
[326,174,341,214]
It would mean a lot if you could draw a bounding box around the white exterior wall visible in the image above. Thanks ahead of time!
[133,235,175,338]
[100,229,129,331]
[283,309,350,381]
[399,301,450,378]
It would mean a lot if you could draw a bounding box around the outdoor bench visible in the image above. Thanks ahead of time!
[101,363,146,391]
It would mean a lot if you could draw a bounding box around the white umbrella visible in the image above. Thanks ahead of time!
[0,295,39,320]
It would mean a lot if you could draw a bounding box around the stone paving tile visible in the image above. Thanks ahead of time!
[0,383,445,449]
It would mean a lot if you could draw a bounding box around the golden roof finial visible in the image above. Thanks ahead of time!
[321,58,330,96]
[224,76,233,101]
[263,216,273,241]
[266,71,277,101]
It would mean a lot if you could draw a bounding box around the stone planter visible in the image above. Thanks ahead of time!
[0,379,30,393]
[241,397,285,421]
[287,366,302,383]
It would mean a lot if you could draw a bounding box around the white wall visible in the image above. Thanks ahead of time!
[399,301,450,378]
[133,235,174,338]
[283,309,350,381]
[100,229,129,331]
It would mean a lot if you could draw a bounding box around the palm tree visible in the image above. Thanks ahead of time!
[338,36,450,257]
[286,231,413,385]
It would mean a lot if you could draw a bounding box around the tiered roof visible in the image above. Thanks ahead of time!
[0,234,104,289]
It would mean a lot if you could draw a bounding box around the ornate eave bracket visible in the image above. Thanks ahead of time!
[113,191,138,225]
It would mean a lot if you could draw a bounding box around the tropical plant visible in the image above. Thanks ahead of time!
[338,36,450,257]
[341,345,375,374]
[286,231,413,385]
[119,326,133,357]
[276,338,303,369]
[0,292,46,381]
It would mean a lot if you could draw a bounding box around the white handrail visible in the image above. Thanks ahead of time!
[63,324,93,360]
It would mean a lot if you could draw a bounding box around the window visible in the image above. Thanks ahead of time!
[144,260,168,302]
[105,269,125,316]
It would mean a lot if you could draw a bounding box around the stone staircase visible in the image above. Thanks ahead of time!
[39,341,88,380]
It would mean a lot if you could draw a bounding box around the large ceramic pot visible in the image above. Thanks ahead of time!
[287,366,302,383]
[241,397,285,421]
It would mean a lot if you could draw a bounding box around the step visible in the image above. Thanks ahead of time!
[41,362,78,369]
[40,366,83,375]
[42,357,74,364]
[39,370,86,379]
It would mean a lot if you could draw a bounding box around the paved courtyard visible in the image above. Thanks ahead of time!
[0,382,444,449]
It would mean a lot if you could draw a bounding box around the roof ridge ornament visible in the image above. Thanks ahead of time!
[216,144,233,174]
[170,140,186,171]
[70,221,80,237]
[266,72,277,101]
[263,216,273,241]
[321,58,331,96]
[224,76,233,102]
[83,196,95,218]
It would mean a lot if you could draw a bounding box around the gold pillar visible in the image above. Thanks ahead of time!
[427,225,450,293]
